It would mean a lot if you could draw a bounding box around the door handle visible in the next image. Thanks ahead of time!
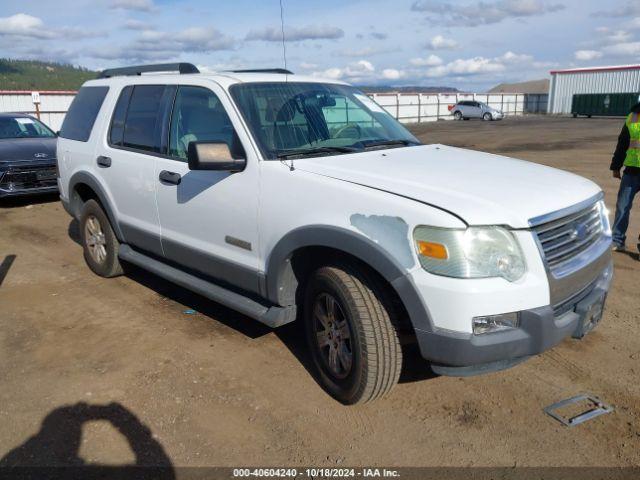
[97,155,111,168]
[159,170,181,185]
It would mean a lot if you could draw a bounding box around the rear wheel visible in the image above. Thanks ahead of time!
[304,263,402,404]
[453,111,463,120]
[80,199,123,278]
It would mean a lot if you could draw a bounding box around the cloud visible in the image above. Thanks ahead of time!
[412,0,565,26]
[497,51,533,63]
[246,25,344,42]
[424,56,506,77]
[602,42,640,57]
[382,68,405,80]
[0,13,46,37]
[109,0,155,12]
[574,50,603,61]
[123,19,152,31]
[410,54,443,66]
[426,34,458,50]
[312,60,375,81]
[0,13,104,40]
[370,32,388,40]
[299,62,319,70]
[90,26,235,62]
[591,2,640,18]
[339,46,398,57]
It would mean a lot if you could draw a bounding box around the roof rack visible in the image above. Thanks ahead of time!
[229,68,293,75]
[97,63,200,79]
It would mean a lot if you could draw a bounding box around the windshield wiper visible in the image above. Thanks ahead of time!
[361,139,420,150]
[276,146,357,159]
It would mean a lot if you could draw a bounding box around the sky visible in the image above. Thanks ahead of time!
[1,0,640,91]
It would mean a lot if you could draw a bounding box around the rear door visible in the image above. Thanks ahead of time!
[468,101,483,118]
[154,82,262,294]
[97,84,174,256]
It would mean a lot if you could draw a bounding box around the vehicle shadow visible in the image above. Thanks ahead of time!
[0,193,59,209]
[0,402,175,479]
[66,219,439,390]
[0,254,16,287]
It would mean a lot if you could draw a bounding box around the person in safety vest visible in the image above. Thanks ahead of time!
[610,100,640,252]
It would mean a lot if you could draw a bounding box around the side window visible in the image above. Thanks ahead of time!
[109,86,133,146]
[122,85,169,153]
[59,86,109,142]
[168,86,238,160]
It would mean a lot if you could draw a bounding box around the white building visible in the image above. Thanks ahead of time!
[548,64,640,115]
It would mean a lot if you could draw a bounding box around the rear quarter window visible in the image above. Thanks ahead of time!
[59,86,109,142]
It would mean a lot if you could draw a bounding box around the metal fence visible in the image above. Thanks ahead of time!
[0,90,548,131]
[0,90,76,131]
[367,92,548,123]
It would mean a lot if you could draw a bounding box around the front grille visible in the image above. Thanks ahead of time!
[0,166,57,192]
[533,202,604,270]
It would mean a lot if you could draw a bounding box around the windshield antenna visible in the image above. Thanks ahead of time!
[279,0,288,73]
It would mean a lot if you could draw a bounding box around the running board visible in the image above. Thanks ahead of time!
[118,244,296,328]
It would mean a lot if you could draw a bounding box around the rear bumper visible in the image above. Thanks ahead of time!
[415,261,612,374]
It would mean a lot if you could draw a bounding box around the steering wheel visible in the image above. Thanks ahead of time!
[16,131,30,138]
[334,123,362,139]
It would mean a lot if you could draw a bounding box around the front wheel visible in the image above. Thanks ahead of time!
[483,112,493,121]
[304,263,402,404]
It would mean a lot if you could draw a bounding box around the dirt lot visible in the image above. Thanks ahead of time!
[0,116,639,470]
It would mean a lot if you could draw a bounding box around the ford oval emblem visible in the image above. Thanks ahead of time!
[34,153,48,158]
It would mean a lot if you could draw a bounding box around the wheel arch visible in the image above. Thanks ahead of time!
[265,225,433,332]
[68,171,124,241]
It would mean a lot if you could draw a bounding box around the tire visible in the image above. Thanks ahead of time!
[303,262,402,404]
[453,111,462,120]
[79,199,123,278]
[483,112,492,121]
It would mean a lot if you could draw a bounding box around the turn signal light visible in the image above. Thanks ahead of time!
[417,241,448,260]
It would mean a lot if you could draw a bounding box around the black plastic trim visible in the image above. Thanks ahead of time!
[67,171,125,241]
[119,244,295,328]
[98,63,199,78]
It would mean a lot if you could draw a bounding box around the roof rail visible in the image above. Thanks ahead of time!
[97,63,200,79]
[229,68,294,75]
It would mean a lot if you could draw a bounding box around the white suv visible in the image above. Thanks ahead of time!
[57,63,613,404]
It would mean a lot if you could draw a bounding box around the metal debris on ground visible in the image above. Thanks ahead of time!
[544,394,613,427]
[183,309,197,315]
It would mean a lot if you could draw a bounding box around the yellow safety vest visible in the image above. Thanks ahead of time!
[625,112,640,168]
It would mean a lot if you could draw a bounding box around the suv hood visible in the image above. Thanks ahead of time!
[0,137,57,164]
[296,144,601,228]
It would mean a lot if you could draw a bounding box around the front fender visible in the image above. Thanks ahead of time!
[265,225,435,332]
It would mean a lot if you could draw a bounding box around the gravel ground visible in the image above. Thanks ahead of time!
[0,115,638,470]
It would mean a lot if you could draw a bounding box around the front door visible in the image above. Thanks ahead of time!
[154,83,262,294]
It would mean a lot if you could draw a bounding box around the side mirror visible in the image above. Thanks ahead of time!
[187,142,246,172]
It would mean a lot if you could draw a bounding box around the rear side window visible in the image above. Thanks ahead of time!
[109,86,133,146]
[59,86,109,142]
[122,85,170,153]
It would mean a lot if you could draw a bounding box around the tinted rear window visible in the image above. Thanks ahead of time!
[109,86,133,147]
[59,86,109,142]
[122,85,169,153]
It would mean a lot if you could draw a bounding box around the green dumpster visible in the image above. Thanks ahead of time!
[572,93,640,117]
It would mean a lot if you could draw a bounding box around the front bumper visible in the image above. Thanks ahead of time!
[415,261,612,375]
[0,163,58,198]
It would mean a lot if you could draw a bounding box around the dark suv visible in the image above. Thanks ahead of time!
[0,113,58,199]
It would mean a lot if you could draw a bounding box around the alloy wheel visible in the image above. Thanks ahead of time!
[313,292,353,379]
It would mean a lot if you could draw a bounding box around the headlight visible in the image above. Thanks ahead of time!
[413,226,526,282]
[597,200,611,236]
